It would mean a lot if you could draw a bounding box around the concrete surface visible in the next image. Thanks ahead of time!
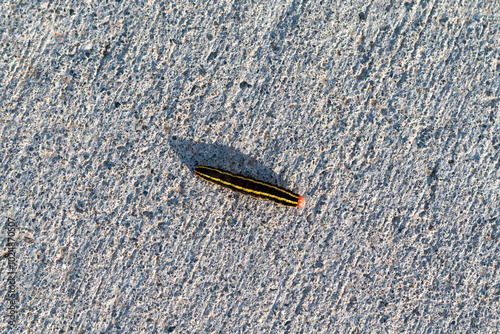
[1,0,499,333]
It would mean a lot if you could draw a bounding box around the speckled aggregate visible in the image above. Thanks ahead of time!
[0,0,499,333]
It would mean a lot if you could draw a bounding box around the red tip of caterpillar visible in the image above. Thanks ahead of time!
[297,196,305,208]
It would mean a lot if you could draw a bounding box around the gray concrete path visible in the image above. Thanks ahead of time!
[1,1,499,333]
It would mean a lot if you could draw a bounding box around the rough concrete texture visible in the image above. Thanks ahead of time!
[1,0,499,333]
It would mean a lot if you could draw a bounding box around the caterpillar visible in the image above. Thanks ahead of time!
[194,165,305,207]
